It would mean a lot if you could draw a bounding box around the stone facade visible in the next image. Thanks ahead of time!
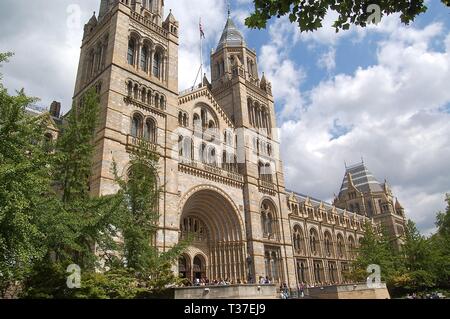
[67,0,407,289]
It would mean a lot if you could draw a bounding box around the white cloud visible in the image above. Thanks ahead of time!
[317,47,336,72]
[0,0,96,111]
[165,0,227,90]
[258,18,307,121]
[278,20,450,234]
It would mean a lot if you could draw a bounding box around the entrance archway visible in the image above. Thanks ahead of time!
[178,255,190,279]
[179,188,246,284]
[193,255,206,280]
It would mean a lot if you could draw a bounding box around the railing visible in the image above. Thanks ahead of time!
[126,135,157,152]
[260,180,275,190]
[179,157,244,185]
[258,180,276,195]
[130,11,168,37]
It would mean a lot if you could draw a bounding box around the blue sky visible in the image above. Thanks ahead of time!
[0,0,449,234]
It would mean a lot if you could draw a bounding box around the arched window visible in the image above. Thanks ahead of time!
[297,261,307,284]
[324,232,333,257]
[179,136,193,160]
[160,96,165,109]
[337,234,345,258]
[199,143,207,163]
[141,44,149,72]
[153,51,161,78]
[144,118,157,143]
[261,201,277,240]
[141,88,146,103]
[87,50,95,78]
[178,255,189,279]
[154,94,159,108]
[314,262,322,284]
[348,236,355,258]
[193,113,200,128]
[147,91,152,105]
[127,81,133,96]
[178,135,183,157]
[181,217,207,242]
[293,225,304,254]
[310,229,319,256]
[216,62,220,78]
[207,146,216,166]
[259,162,273,183]
[128,38,136,65]
[178,112,183,126]
[222,151,228,171]
[133,84,139,100]
[201,109,207,130]
[131,113,143,138]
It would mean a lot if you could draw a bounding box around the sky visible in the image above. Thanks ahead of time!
[0,0,449,235]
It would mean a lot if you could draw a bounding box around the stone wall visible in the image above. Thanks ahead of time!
[307,283,391,299]
[173,284,278,299]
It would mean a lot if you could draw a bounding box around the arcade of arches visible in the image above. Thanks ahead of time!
[178,190,247,283]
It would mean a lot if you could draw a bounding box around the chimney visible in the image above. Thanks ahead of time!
[49,101,61,118]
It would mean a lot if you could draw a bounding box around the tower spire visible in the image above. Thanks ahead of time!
[227,1,231,17]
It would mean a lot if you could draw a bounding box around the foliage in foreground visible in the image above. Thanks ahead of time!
[246,0,450,33]
[349,195,450,296]
[1,52,187,298]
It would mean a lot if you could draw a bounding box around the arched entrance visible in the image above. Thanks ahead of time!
[179,189,246,284]
[178,255,190,279]
[193,255,206,280]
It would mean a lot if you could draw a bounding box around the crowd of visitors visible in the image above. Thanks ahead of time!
[406,292,446,299]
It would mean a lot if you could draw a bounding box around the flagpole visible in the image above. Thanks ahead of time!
[200,17,203,87]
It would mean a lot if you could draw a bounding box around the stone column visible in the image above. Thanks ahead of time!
[136,40,142,71]
[164,54,169,84]
[150,47,155,78]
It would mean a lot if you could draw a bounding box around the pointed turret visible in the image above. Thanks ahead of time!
[84,12,98,38]
[163,9,179,36]
[216,16,246,51]
[338,162,383,197]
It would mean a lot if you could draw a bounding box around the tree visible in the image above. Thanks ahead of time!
[429,194,450,289]
[245,0,450,33]
[21,88,123,298]
[0,52,54,297]
[390,220,437,294]
[112,143,189,292]
[348,223,399,284]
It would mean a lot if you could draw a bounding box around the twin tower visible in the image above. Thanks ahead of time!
[72,0,406,288]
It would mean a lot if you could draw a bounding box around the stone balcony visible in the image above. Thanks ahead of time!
[126,134,157,153]
[178,157,244,188]
[258,180,276,196]
[130,11,168,37]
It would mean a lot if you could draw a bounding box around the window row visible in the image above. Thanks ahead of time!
[126,80,166,110]
[83,34,109,84]
[258,161,273,183]
[247,97,271,135]
[193,107,218,132]
[178,136,239,173]
[292,226,359,259]
[130,113,157,143]
[180,216,207,242]
[127,36,166,81]
[178,111,189,127]
[253,137,272,157]
[297,259,343,285]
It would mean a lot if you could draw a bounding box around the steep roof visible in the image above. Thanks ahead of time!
[216,16,246,50]
[339,162,383,196]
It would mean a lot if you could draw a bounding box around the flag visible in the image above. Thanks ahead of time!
[199,20,205,39]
